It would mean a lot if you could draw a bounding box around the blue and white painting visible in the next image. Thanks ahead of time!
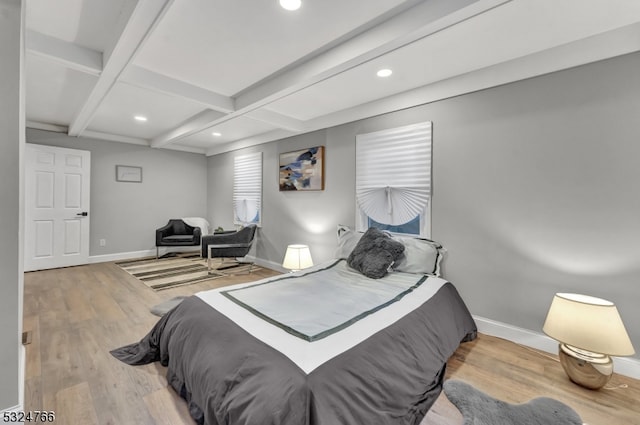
[279,146,324,191]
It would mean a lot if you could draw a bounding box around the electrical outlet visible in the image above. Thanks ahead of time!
[99,239,106,247]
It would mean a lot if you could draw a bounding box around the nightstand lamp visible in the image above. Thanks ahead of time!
[543,293,635,390]
[282,244,313,272]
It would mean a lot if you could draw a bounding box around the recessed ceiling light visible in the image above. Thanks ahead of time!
[279,0,301,11]
[376,69,393,78]
[212,132,222,137]
[134,115,147,122]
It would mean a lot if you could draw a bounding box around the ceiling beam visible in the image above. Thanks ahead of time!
[149,109,227,147]
[119,65,308,146]
[205,129,296,157]
[205,21,640,156]
[25,26,308,138]
[121,65,235,113]
[26,120,68,134]
[150,0,510,148]
[149,101,308,148]
[81,130,149,146]
[234,0,511,111]
[125,65,309,131]
[67,0,175,137]
[243,109,307,132]
[26,30,102,75]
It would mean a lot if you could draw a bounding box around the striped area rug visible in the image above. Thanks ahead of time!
[116,252,257,291]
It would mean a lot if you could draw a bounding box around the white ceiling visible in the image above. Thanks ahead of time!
[24,0,640,156]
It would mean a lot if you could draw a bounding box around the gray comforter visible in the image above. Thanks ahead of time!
[111,282,476,425]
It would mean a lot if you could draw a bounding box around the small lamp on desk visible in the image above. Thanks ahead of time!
[543,293,635,390]
[282,244,313,272]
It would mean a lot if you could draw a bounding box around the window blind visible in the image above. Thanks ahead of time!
[233,152,262,226]
[355,122,432,227]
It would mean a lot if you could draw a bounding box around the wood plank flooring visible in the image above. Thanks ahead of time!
[23,261,640,425]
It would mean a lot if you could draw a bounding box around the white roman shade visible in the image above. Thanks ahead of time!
[233,152,262,226]
[355,122,432,230]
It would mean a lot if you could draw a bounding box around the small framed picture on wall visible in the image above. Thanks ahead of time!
[115,165,143,183]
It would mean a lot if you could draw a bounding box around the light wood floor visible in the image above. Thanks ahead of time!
[23,260,640,425]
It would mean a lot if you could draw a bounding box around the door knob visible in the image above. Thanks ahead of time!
[76,212,88,217]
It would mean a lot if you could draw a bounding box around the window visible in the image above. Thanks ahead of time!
[233,152,262,226]
[355,122,432,236]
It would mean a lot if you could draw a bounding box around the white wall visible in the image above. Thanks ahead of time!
[26,130,208,258]
[0,0,24,411]
[207,52,640,361]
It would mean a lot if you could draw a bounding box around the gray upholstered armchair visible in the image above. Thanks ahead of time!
[155,219,202,258]
[201,225,257,273]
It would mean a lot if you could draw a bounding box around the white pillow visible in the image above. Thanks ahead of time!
[392,235,445,276]
[334,225,363,259]
[335,225,445,276]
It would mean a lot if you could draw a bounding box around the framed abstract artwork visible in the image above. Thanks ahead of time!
[279,146,324,191]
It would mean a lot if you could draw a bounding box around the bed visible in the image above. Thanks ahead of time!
[112,227,476,425]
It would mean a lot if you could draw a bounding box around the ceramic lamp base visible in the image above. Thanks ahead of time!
[558,343,613,390]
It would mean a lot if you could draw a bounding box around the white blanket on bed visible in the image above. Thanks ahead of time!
[196,260,447,373]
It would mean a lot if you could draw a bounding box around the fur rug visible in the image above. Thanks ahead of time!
[443,379,583,425]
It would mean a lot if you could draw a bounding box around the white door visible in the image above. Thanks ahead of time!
[24,144,91,271]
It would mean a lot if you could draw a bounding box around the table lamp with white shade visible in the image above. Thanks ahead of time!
[543,293,635,390]
[282,244,313,272]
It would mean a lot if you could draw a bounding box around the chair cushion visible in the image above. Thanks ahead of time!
[162,235,196,243]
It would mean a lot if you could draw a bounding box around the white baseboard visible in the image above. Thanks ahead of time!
[19,344,24,413]
[0,405,24,423]
[474,315,640,380]
[89,250,153,263]
[2,346,26,421]
[89,246,198,264]
[1,345,24,419]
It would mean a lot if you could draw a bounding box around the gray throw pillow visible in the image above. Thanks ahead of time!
[347,227,405,279]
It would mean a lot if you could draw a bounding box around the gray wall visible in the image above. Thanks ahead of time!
[207,130,335,263]
[26,130,208,257]
[208,52,640,360]
[0,0,23,410]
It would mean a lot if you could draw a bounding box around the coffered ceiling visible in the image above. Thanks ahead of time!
[25,0,640,155]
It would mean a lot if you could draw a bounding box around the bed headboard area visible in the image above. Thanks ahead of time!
[335,224,445,278]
